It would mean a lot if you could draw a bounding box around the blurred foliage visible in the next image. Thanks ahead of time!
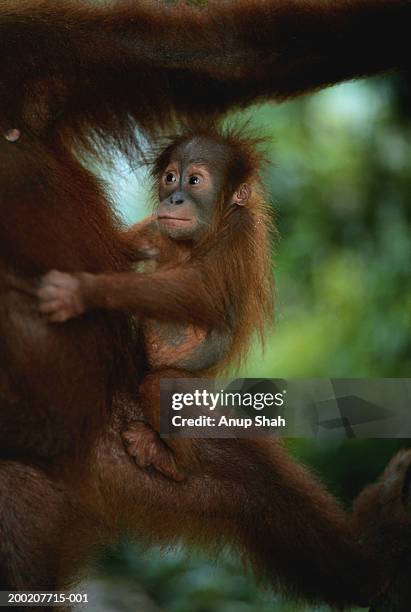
[97,74,411,611]
[240,76,411,380]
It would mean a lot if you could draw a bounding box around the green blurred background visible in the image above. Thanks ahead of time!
[91,74,411,611]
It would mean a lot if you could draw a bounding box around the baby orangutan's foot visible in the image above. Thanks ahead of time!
[122,422,186,482]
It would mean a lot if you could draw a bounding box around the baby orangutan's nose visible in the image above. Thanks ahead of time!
[170,192,185,205]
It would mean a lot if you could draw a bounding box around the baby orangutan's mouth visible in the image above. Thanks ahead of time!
[158,215,191,221]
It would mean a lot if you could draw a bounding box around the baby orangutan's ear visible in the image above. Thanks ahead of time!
[232,183,251,206]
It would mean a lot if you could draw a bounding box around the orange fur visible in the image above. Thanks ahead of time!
[1,0,411,604]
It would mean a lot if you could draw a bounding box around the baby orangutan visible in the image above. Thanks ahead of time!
[37,127,274,481]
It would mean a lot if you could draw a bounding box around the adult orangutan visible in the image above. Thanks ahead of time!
[1,0,411,608]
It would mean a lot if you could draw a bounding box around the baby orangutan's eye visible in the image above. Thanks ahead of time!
[189,175,201,185]
[165,172,177,184]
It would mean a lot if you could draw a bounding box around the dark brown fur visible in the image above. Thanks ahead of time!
[1,0,411,607]
[0,1,410,155]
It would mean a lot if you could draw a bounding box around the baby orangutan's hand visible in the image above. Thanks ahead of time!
[38,270,86,323]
